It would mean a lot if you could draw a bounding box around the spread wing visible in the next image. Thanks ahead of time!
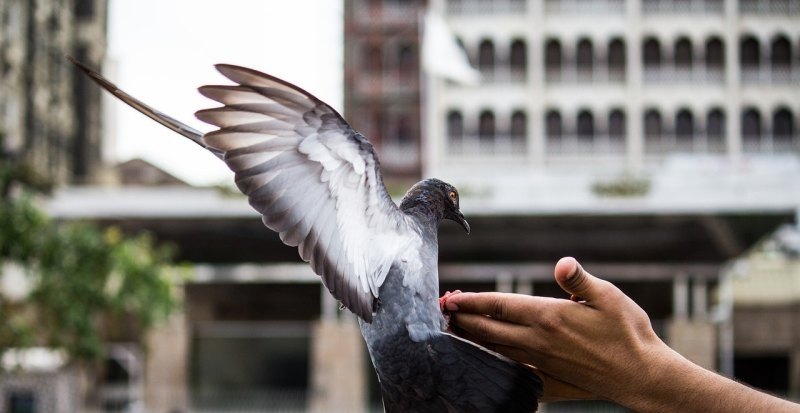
[195,64,412,322]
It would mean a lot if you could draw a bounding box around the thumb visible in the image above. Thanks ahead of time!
[554,257,607,303]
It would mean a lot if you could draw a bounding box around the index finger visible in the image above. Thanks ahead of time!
[445,292,547,325]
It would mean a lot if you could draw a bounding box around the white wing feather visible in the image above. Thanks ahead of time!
[196,64,414,322]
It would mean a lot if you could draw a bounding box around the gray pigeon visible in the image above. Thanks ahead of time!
[70,58,543,412]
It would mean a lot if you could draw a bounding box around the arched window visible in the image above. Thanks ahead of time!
[674,37,693,68]
[741,108,762,138]
[363,45,382,73]
[447,110,463,141]
[510,39,527,77]
[707,108,725,138]
[398,44,415,78]
[479,110,495,141]
[545,39,562,71]
[608,38,626,73]
[739,36,760,68]
[705,37,724,69]
[676,109,694,142]
[546,110,562,140]
[644,109,662,137]
[773,108,795,142]
[643,37,662,68]
[577,110,594,140]
[609,109,626,139]
[478,39,495,74]
[511,110,527,140]
[577,38,594,72]
[770,35,792,68]
[394,115,412,145]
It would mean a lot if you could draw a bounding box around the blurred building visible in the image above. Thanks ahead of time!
[343,0,427,187]
[423,0,800,404]
[0,0,108,186]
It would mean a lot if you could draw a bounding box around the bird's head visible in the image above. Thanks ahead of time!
[400,178,470,234]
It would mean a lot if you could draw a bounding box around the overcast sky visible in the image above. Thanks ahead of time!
[107,0,343,186]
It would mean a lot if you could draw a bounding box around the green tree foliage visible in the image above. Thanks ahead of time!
[0,136,177,365]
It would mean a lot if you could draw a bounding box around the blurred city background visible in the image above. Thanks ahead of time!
[0,0,799,412]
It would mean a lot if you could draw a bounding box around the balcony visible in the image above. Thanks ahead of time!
[354,71,420,96]
[544,0,625,14]
[477,66,527,84]
[448,134,527,157]
[741,67,800,84]
[546,65,626,84]
[642,0,724,14]
[446,0,526,15]
[743,134,800,153]
[740,0,800,14]
[644,133,727,155]
[643,65,725,84]
[546,134,626,156]
[354,4,417,26]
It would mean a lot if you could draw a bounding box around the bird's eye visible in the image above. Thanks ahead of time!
[449,191,457,202]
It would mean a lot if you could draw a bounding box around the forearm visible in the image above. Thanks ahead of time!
[622,346,799,413]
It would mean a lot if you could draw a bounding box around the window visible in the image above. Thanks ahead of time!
[479,110,496,141]
[742,108,762,138]
[676,109,694,141]
[770,36,792,68]
[773,108,795,140]
[363,45,382,73]
[510,39,527,76]
[546,110,563,140]
[608,38,626,72]
[577,39,594,72]
[8,391,35,413]
[705,37,724,69]
[545,39,562,72]
[674,38,693,68]
[740,36,760,68]
[511,110,527,140]
[447,111,464,141]
[577,110,594,140]
[644,109,663,137]
[643,38,662,68]
[609,109,626,138]
[397,44,415,77]
[707,109,725,138]
[478,39,495,74]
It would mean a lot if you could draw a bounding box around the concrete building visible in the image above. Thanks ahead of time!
[343,0,427,186]
[0,0,108,186]
[421,0,800,404]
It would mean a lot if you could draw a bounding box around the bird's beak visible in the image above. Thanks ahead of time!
[455,210,470,234]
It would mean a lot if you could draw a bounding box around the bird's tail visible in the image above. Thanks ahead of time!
[67,56,224,160]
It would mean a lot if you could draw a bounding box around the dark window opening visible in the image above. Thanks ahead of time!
[478,39,495,74]
[676,110,694,141]
[705,37,724,68]
[674,38,693,68]
[510,39,527,76]
[447,111,464,142]
[643,38,662,68]
[742,108,762,138]
[546,110,563,140]
[577,110,594,140]
[577,39,594,72]
[770,36,792,68]
[740,36,760,68]
[609,109,626,138]
[608,38,626,72]
[479,110,496,141]
[511,110,527,139]
[545,39,562,71]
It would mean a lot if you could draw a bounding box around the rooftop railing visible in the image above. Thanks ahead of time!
[644,133,727,155]
[544,0,625,14]
[546,65,626,84]
[546,134,627,155]
[643,65,725,84]
[642,0,724,14]
[448,134,527,157]
[742,134,800,153]
[741,66,800,84]
[740,0,800,14]
[446,0,526,15]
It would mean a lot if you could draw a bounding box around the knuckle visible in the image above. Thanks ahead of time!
[490,296,508,320]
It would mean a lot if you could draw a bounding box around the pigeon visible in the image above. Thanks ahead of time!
[69,57,543,412]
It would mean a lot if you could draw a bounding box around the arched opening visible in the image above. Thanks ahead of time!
[770,35,792,75]
[676,109,695,147]
[705,37,724,69]
[577,38,594,73]
[577,110,595,142]
[742,107,762,150]
[772,108,795,147]
[643,37,662,68]
[739,36,761,68]
[674,37,693,68]
[447,110,464,143]
[545,39,563,76]
[478,39,496,75]
[609,109,626,139]
[644,109,663,152]
[707,108,725,146]
[510,39,527,79]
[511,110,527,141]
[479,110,496,142]
[546,110,563,140]
[608,38,626,78]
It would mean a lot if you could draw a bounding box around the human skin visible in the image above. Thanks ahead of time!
[444,257,800,412]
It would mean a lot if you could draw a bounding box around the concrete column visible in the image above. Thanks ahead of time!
[625,0,643,171]
[496,271,513,293]
[143,313,189,412]
[673,275,689,320]
[724,0,741,158]
[309,318,367,413]
[529,0,546,165]
[692,279,708,319]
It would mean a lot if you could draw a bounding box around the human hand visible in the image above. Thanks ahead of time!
[444,257,674,408]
